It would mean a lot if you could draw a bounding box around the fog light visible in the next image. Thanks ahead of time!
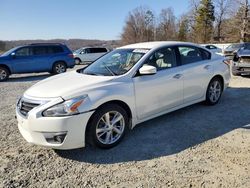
[54,134,66,143]
[44,132,67,144]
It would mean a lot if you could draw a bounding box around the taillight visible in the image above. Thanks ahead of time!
[68,54,74,58]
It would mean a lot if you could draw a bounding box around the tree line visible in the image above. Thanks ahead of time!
[121,0,250,44]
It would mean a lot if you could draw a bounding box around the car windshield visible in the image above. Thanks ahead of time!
[74,48,83,54]
[226,43,242,50]
[244,43,250,50]
[82,48,148,76]
[0,47,18,56]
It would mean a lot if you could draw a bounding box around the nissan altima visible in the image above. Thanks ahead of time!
[16,42,231,149]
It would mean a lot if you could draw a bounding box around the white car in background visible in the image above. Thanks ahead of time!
[202,44,222,54]
[16,41,230,150]
[73,47,109,64]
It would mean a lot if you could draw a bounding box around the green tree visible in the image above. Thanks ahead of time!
[178,17,189,41]
[194,0,215,43]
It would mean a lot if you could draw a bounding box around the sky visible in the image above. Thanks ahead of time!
[0,0,189,41]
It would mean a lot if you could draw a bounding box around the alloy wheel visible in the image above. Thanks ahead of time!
[96,111,125,145]
[208,80,221,103]
[55,64,66,73]
[0,69,7,81]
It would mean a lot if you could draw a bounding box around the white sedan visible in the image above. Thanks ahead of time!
[16,42,230,149]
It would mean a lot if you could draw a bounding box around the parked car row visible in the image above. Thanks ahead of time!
[0,44,110,81]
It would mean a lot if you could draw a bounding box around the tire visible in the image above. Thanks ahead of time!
[0,67,10,82]
[86,104,128,149]
[205,77,223,105]
[52,62,67,74]
[75,58,81,65]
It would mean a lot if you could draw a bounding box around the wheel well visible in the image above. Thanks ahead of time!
[53,61,67,68]
[211,75,224,90]
[0,64,11,74]
[97,100,132,120]
[86,100,133,131]
[74,57,81,61]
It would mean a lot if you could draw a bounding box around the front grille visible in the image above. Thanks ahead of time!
[18,99,40,117]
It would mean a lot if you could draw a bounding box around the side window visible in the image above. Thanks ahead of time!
[200,48,211,60]
[95,48,108,53]
[82,48,90,54]
[48,46,64,54]
[145,47,177,71]
[210,45,217,49]
[178,46,203,65]
[15,47,31,56]
[32,46,48,55]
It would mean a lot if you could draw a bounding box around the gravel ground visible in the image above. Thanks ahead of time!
[0,66,250,188]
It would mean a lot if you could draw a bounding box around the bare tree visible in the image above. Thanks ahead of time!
[156,8,177,41]
[121,7,155,44]
[214,0,233,42]
[240,0,250,42]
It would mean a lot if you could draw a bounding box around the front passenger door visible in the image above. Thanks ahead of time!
[133,47,184,120]
[11,47,34,73]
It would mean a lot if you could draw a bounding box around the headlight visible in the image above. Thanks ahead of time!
[43,95,87,117]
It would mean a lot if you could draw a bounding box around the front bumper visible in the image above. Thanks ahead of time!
[16,108,94,150]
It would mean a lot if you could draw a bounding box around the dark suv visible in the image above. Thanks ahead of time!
[0,43,75,81]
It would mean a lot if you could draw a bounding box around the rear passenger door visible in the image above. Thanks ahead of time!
[178,46,213,104]
[30,46,50,72]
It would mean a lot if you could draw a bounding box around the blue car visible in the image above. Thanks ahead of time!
[0,43,75,81]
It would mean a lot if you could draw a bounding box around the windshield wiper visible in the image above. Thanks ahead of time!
[103,65,117,76]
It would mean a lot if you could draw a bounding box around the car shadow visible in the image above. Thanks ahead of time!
[55,87,250,164]
[6,73,51,82]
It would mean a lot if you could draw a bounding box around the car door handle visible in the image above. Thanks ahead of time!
[173,74,183,79]
[204,65,211,70]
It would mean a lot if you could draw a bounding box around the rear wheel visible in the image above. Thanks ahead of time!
[0,67,10,82]
[52,62,67,74]
[86,104,128,149]
[205,78,223,105]
[74,58,81,65]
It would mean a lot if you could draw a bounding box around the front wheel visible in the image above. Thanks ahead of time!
[86,104,128,149]
[0,67,10,82]
[52,62,67,74]
[205,78,223,105]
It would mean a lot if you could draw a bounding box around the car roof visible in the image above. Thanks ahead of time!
[118,41,201,49]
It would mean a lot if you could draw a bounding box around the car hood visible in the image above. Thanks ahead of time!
[25,71,115,99]
[238,49,250,57]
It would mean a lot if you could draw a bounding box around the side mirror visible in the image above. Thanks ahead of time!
[11,52,16,58]
[139,65,157,75]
